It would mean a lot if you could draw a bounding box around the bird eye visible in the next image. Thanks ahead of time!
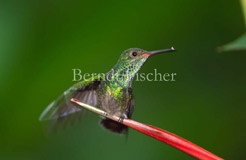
[131,52,137,57]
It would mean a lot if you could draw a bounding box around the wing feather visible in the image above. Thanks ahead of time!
[39,77,101,121]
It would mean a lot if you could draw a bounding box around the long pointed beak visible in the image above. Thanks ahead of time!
[143,47,175,57]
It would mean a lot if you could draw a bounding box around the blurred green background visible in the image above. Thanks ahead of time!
[1,0,246,159]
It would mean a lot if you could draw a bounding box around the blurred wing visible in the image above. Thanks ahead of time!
[39,78,101,121]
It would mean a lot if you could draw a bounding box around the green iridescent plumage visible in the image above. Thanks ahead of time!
[39,47,175,134]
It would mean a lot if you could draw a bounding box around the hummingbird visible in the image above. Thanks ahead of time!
[39,47,175,134]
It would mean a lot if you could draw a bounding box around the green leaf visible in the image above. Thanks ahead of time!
[218,33,246,52]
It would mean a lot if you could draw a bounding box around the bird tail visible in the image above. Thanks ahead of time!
[100,118,128,134]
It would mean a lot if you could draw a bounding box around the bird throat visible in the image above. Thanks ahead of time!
[106,58,147,88]
[106,66,135,88]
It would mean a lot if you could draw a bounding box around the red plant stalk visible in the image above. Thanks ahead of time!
[71,98,223,160]
[123,119,223,160]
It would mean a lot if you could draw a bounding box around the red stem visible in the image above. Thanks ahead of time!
[123,119,223,160]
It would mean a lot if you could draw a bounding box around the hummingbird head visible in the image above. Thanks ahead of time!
[109,47,175,87]
[118,47,175,64]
